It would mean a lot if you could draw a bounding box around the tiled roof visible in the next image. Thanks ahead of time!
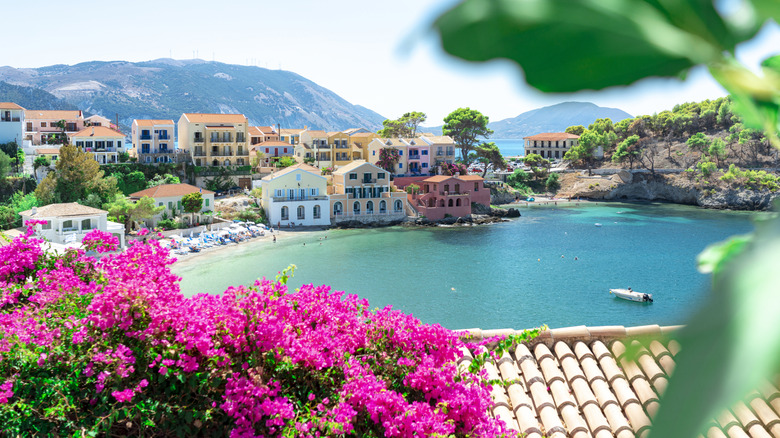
[24,110,82,120]
[280,128,304,136]
[419,135,455,144]
[19,202,106,218]
[182,113,247,124]
[459,175,484,181]
[256,126,276,133]
[261,163,321,181]
[134,119,175,126]
[71,126,125,138]
[373,138,407,147]
[524,132,580,141]
[423,175,459,183]
[462,325,780,438]
[248,126,263,136]
[36,148,60,155]
[332,160,375,175]
[304,130,328,138]
[252,141,293,148]
[129,183,214,199]
[0,102,24,110]
[349,132,377,138]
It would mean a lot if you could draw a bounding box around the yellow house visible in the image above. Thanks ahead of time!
[348,132,378,161]
[260,163,330,227]
[328,131,352,167]
[330,160,407,224]
[178,113,249,167]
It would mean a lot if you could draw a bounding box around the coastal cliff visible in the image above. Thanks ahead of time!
[558,171,780,210]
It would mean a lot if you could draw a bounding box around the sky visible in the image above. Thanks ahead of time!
[3,0,779,126]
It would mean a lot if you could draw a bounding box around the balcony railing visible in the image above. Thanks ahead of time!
[362,178,377,184]
[272,195,328,202]
[408,155,421,160]
[193,150,206,157]
[140,134,152,140]
[438,191,468,196]
[0,117,21,122]
[193,137,204,143]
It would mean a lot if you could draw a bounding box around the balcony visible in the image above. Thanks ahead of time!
[0,117,21,122]
[140,134,152,140]
[408,154,421,160]
[193,137,204,143]
[193,149,206,157]
[272,195,328,202]
[362,178,377,184]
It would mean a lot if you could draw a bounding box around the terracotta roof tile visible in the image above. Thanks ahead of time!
[524,132,580,141]
[183,113,247,124]
[0,102,24,110]
[72,126,124,138]
[24,110,82,120]
[129,183,214,198]
[134,119,174,126]
[20,202,106,218]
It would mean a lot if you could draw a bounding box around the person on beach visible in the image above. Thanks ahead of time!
[273,235,276,243]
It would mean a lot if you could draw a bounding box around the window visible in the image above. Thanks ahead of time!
[82,218,92,230]
[474,182,479,191]
[422,163,428,168]
[281,206,289,220]
[349,173,357,180]
[117,141,122,148]
[372,150,375,156]
[366,201,374,214]
[310,188,317,196]
[363,172,371,182]
[41,220,51,230]
[377,172,385,179]
[333,202,343,216]
[177,200,182,209]
[40,122,46,127]
[422,150,428,155]
[353,201,360,215]
[168,202,173,209]
[379,200,386,213]
[205,199,210,207]
[145,157,151,163]
[275,189,284,197]
[296,174,301,181]
[398,163,403,169]
[297,205,305,220]
[313,205,321,219]
[158,202,163,207]
[399,150,403,156]
[62,220,74,230]
[394,200,402,212]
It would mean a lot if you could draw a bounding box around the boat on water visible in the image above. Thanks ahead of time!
[595,223,603,227]
[610,289,653,303]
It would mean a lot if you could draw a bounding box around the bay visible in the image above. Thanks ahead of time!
[172,202,757,330]
[493,138,526,157]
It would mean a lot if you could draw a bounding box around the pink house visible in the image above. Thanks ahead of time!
[407,174,489,220]
[24,110,84,145]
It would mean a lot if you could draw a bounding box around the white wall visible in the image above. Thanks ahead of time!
[266,199,330,227]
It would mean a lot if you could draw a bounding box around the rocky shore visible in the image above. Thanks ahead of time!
[558,170,780,211]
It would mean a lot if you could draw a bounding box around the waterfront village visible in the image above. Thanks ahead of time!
[0,102,563,251]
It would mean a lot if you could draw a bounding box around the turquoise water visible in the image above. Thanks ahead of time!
[493,138,525,157]
[172,202,757,330]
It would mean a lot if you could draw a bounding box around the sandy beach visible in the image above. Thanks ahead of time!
[169,226,329,268]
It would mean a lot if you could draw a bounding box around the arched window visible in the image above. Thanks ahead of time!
[379,200,387,213]
[366,201,374,214]
[297,205,305,220]
[224,159,231,166]
[394,200,402,212]
[195,159,201,166]
[333,201,343,216]
[281,206,289,220]
[313,205,321,219]
[212,159,219,166]
[456,198,462,207]
[448,199,454,207]
[428,199,435,207]
[353,201,361,215]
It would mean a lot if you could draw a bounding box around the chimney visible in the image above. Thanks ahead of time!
[91,127,95,136]
[31,207,37,215]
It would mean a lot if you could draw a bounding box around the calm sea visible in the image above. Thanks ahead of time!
[172,202,757,330]
[493,138,525,157]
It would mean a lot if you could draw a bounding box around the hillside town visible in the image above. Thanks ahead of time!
[1,102,552,249]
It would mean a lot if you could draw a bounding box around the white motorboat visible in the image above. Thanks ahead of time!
[610,289,653,303]
[595,223,603,227]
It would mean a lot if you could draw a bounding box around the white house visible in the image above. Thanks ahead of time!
[260,163,330,227]
[0,102,24,145]
[71,126,127,164]
[19,203,125,248]
[129,184,215,228]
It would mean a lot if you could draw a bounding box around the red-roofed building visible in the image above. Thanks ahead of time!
[71,126,126,164]
[0,102,24,144]
[523,132,580,160]
[407,174,489,220]
[24,109,84,145]
[131,119,188,165]
[129,183,215,228]
[252,141,295,166]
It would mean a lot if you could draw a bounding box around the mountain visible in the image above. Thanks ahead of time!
[488,102,633,139]
[0,81,78,111]
[0,59,386,132]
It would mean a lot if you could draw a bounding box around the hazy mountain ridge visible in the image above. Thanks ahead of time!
[0,81,78,112]
[0,59,386,132]
[489,102,633,138]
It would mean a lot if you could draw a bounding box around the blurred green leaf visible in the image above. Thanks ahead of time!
[432,0,755,92]
[696,234,752,274]
[651,217,780,437]
[750,0,780,22]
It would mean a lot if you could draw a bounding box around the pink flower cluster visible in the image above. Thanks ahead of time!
[0,225,511,437]
[81,229,120,253]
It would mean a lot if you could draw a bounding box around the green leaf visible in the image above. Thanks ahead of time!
[433,0,740,92]
[650,216,780,437]
[749,0,780,23]
[696,234,752,274]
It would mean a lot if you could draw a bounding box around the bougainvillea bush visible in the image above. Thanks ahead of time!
[0,224,515,437]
